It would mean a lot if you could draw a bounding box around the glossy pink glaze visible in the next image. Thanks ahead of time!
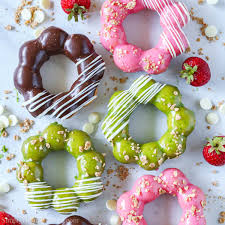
[100,0,190,75]
[117,168,206,225]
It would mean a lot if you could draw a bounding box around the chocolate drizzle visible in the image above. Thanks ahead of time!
[49,215,94,225]
[14,26,105,120]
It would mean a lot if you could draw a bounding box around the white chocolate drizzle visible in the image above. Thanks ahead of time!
[102,75,166,141]
[142,0,190,58]
[23,54,105,120]
[23,177,103,213]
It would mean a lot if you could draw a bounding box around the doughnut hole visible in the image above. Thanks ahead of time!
[138,142,166,170]
[77,152,105,178]
[66,130,93,158]
[26,183,53,209]
[17,161,43,183]
[42,122,68,151]
[74,178,103,202]
[167,108,196,136]
[131,175,161,202]
[114,45,142,72]
[117,191,145,218]
[22,136,49,161]
[113,139,138,164]
[177,185,205,210]
[151,85,182,114]
[160,169,189,194]
[53,188,79,214]
[139,48,172,75]
[159,130,187,158]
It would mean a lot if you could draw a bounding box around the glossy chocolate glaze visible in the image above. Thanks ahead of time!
[49,216,94,225]
[14,26,105,119]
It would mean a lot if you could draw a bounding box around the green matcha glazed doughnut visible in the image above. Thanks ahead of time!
[102,75,195,170]
[17,123,105,214]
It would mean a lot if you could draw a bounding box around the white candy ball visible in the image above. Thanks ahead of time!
[0,182,10,193]
[205,25,218,38]
[21,8,32,21]
[0,105,4,115]
[33,10,45,24]
[0,115,9,128]
[110,215,122,225]
[88,112,101,124]
[8,115,18,127]
[106,199,117,211]
[206,112,219,125]
[200,98,212,110]
[207,0,218,4]
[219,104,225,115]
[82,123,94,135]
[40,0,51,9]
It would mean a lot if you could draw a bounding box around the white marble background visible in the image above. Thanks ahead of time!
[0,0,225,224]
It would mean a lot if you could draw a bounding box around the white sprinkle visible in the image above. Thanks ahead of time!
[200,98,212,110]
[106,199,117,211]
[34,27,45,38]
[21,8,32,21]
[8,115,18,127]
[82,122,94,135]
[110,215,122,225]
[205,25,218,38]
[0,115,9,128]
[219,104,225,115]
[206,112,219,125]
[88,112,101,124]
[0,182,10,193]
[207,0,218,4]
[33,10,45,24]
[0,105,4,115]
[40,0,51,9]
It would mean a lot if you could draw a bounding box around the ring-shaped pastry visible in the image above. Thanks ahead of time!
[102,75,195,170]
[117,168,206,225]
[16,123,105,214]
[100,0,190,74]
[14,26,105,120]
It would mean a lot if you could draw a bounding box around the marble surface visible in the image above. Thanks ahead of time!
[0,0,225,224]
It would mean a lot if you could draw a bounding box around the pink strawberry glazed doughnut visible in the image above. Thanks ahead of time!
[117,168,206,225]
[100,0,190,75]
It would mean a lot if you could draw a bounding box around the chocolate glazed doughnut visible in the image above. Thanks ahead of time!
[49,216,94,225]
[14,26,105,120]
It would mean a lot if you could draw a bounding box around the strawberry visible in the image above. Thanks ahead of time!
[61,0,91,22]
[203,136,225,166]
[180,57,211,87]
[0,211,21,225]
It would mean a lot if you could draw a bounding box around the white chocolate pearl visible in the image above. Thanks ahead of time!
[40,0,51,9]
[207,0,218,4]
[0,105,4,115]
[21,8,32,21]
[33,10,45,24]
[106,199,117,211]
[219,104,225,115]
[0,115,9,128]
[34,27,45,37]
[8,115,18,127]
[82,123,94,135]
[206,112,219,125]
[205,25,218,38]
[200,98,212,110]
[88,112,101,124]
[0,182,10,193]
[110,215,122,225]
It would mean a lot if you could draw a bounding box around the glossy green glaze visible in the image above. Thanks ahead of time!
[102,76,195,170]
[17,123,105,214]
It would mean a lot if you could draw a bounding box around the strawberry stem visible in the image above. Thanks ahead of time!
[66,3,87,22]
[206,137,225,154]
[180,63,198,84]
